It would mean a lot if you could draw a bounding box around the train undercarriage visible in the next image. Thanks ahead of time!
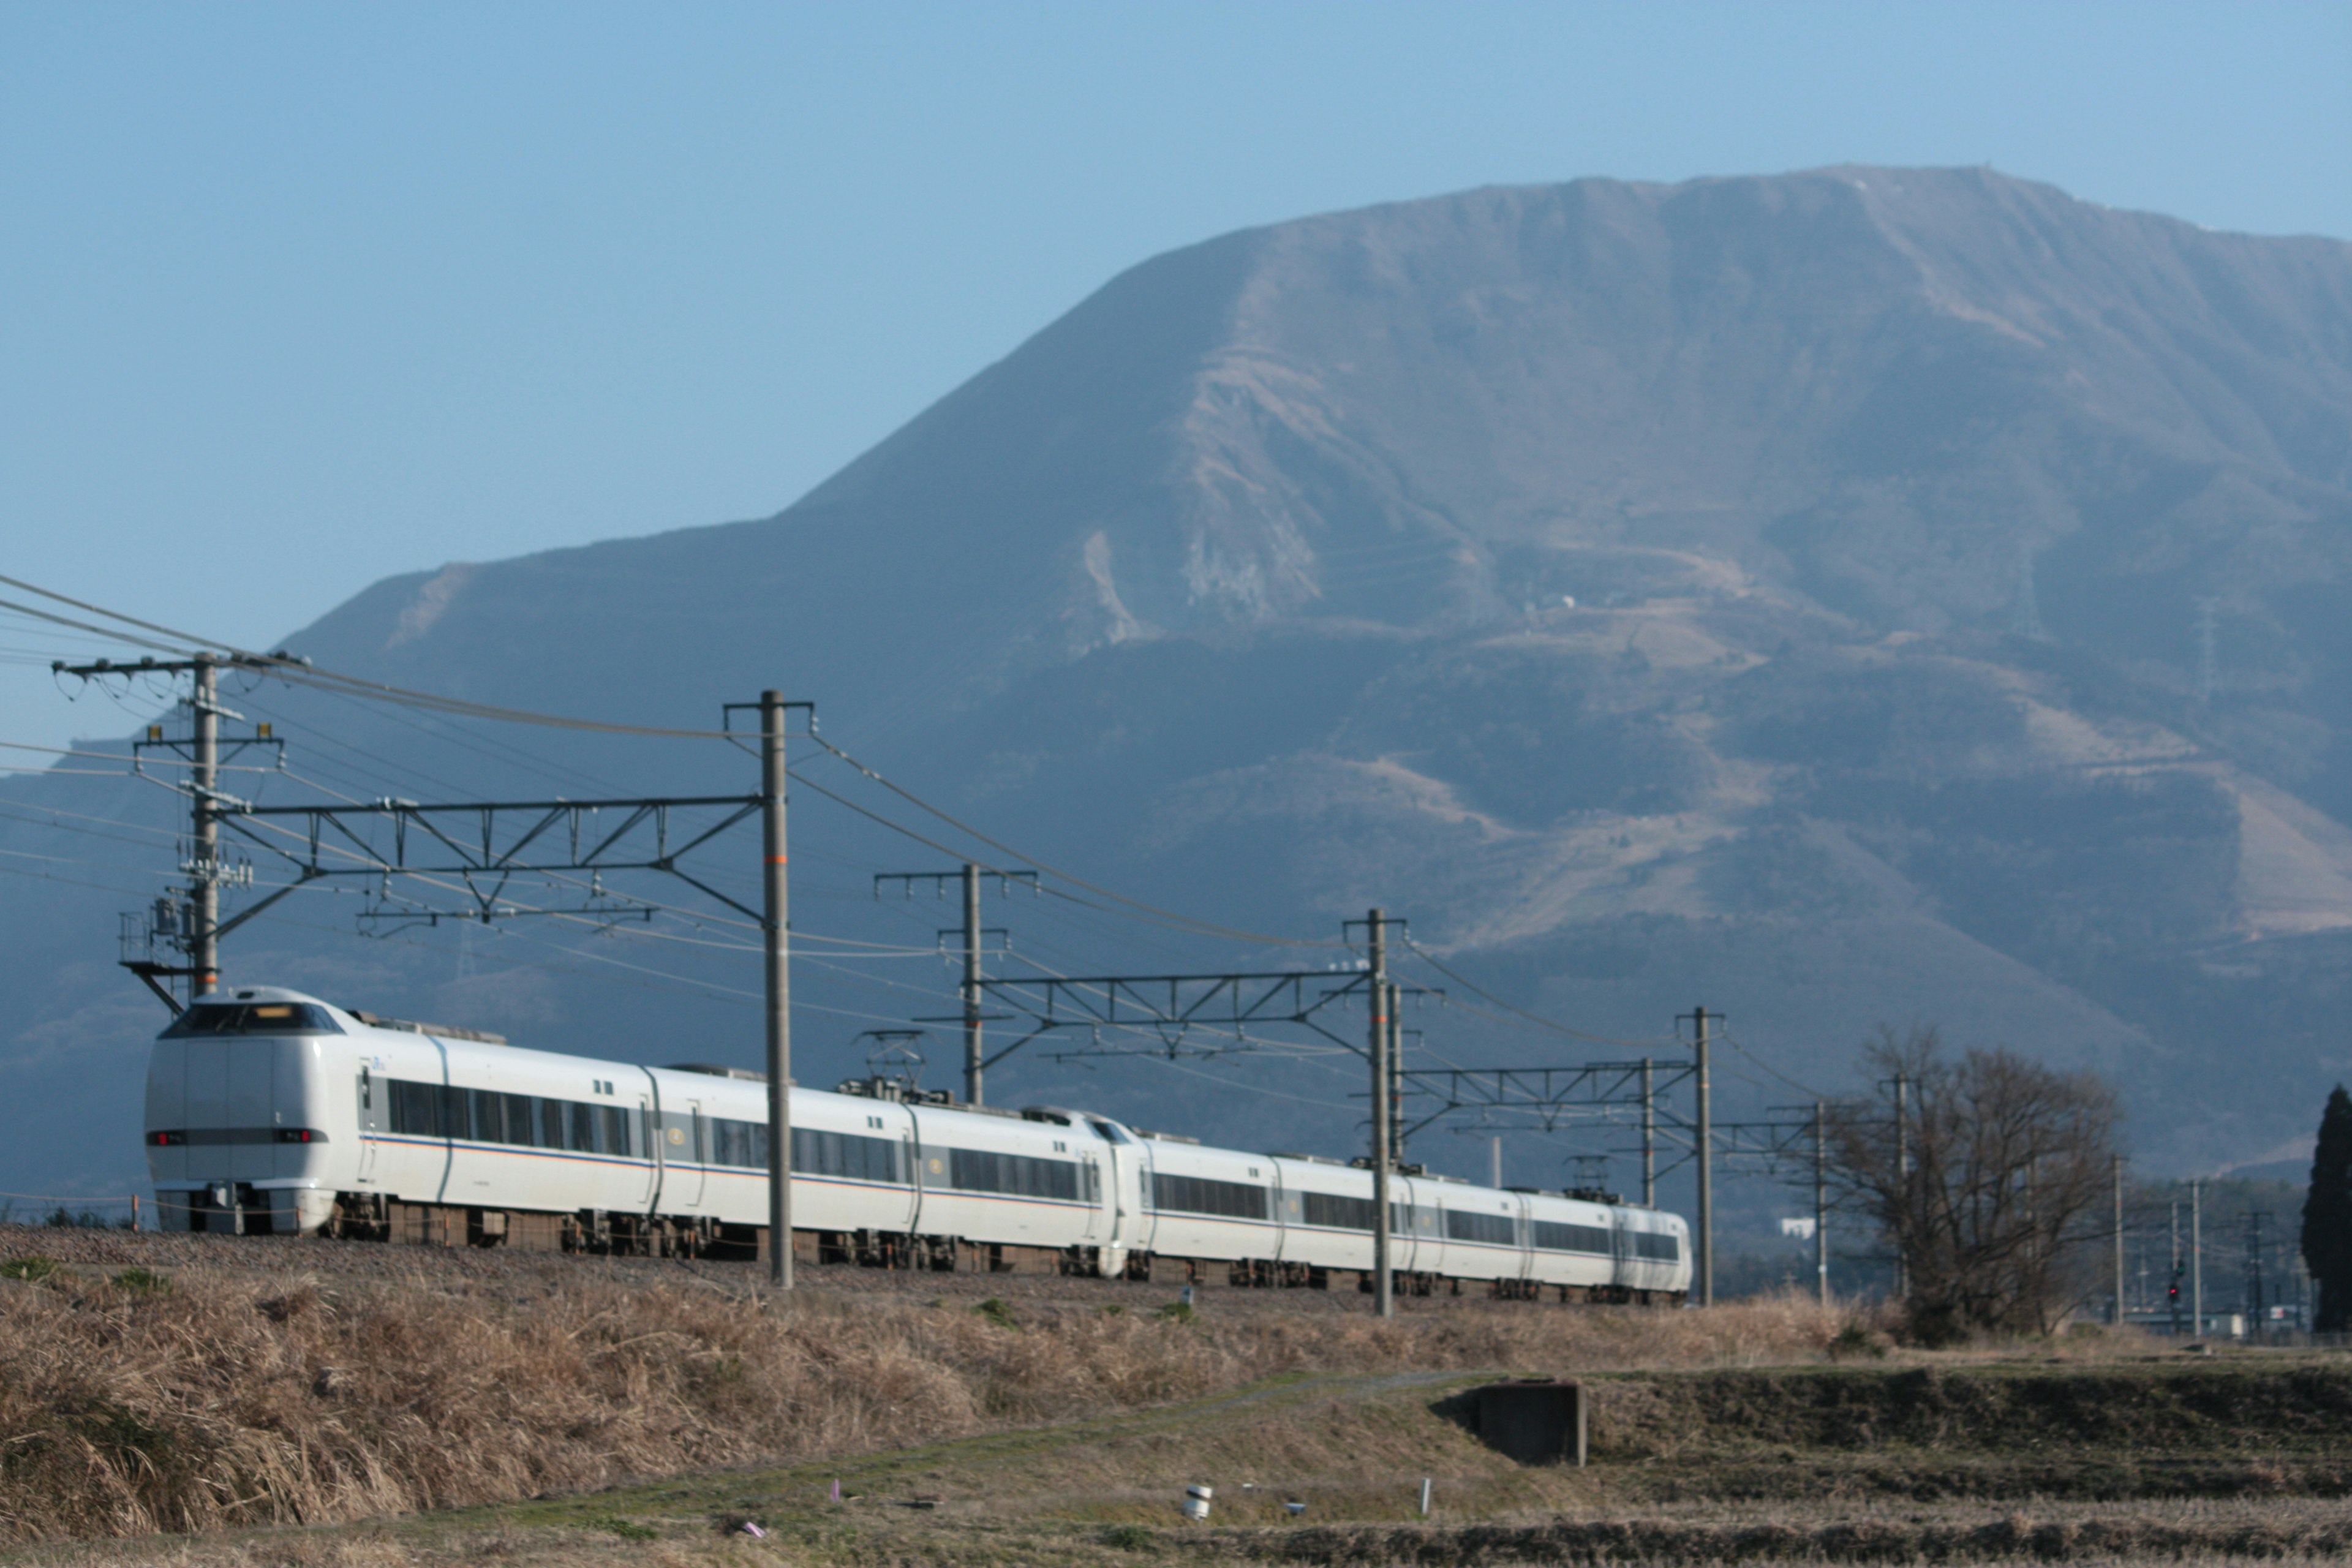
[258,1191,1684,1305]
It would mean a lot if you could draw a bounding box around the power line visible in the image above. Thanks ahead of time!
[1399,937,1673,1049]
[14,570,1340,960]
[805,733,1340,949]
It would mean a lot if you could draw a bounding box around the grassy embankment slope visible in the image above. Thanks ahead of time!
[4,1227,2350,1566]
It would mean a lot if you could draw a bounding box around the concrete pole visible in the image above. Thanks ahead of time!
[190,655,220,997]
[1368,909,1392,1319]
[1694,1007,1713,1308]
[2170,1200,2182,1334]
[2191,1179,2203,1336]
[1814,1100,1829,1306]
[1388,981,1405,1167]
[761,690,793,1291]
[2113,1156,2127,1326]
[963,862,983,1106]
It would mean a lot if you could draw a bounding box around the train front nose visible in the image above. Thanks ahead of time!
[145,998,341,1234]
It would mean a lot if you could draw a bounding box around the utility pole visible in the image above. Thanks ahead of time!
[1368,908,1394,1320]
[2191,1179,2204,1336]
[1680,1006,1716,1307]
[2113,1156,2127,1327]
[963,863,982,1104]
[2248,1211,2268,1335]
[1893,1072,1910,1302]
[2170,1200,2182,1335]
[1640,1057,1656,1207]
[1812,1100,1829,1305]
[760,690,793,1292]
[873,863,1036,1106]
[1387,980,1406,1168]
[57,651,282,1006]
[189,655,221,995]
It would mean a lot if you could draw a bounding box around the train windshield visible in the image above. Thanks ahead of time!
[162,1002,344,1037]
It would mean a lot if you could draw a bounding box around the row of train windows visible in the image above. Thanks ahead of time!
[1153,1173,1268,1220]
[1529,1219,1682,1261]
[952,1147,1098,1202]
[379,1081,1089,1202]
[368,1077,1680,1260]
[385,1079,636,1156]
[1147,1177,1683,1261]
[706,1120,905,1185]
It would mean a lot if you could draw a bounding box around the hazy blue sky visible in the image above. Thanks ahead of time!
[4,1,2347,753]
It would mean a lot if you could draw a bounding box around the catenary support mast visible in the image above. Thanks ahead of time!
[1813,1100,1830,1305]
[1368,908,1393,1319]
[963,862,984,1104]
[190,655,221,995]
[761,690,793,1291]
[1684,1006,1715,1307]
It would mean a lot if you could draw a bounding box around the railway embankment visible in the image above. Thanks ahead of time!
[0,1223,1833,1545]
[7,1224,2348,1565]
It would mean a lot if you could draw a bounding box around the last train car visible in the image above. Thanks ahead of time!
[142,986,1691,1302]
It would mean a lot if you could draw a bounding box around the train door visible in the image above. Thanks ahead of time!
[903,1107,925,1236]
[1512,1189,1535,1287]
[1267,1162,1287,1266]
[1079,1153,1104,1245]
[428,1038,455,1205]
[635,1087,660,1209]
[1133,1138,1159,1256]
[355,1062,380,1182]
[1609,1205,1634,1292]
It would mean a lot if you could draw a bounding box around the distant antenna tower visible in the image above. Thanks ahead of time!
[2195,597,2219,704]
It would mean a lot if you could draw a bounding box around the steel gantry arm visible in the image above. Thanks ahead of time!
[970,969,1436,1069]
[219,793,765,921]
[1393,1060,1697,1139]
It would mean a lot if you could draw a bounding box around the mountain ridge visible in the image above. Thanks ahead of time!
[6,164,2352,1203]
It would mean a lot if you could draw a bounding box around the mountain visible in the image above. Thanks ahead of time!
[6,165,2352,1209]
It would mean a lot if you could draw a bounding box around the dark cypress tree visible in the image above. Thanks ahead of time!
[2303,1086,2352,1333]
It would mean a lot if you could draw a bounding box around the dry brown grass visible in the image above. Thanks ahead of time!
[0,1259,1854,1545]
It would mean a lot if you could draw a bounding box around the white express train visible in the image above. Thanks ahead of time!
[143,986,1690,1302]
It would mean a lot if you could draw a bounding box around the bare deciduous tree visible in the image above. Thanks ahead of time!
[1830,1026,2120,1343]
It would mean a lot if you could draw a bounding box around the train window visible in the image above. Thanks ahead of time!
[787,1127,902,1182]
[470,1090,505,1144]
[1150,1172,1267,1220]
[388,1079,442,1137]
[1444,1210,1516,1246]
[710,1118,769,1169]
[1532,1219,1613,1254]
[375,1077,645,1158]
[950,1147,1079,1200]
[164,1002,342,1037]
[1631,1230,1681,1262]
[1300,1190,1374,1230]
[1088,1120,1131,1145]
